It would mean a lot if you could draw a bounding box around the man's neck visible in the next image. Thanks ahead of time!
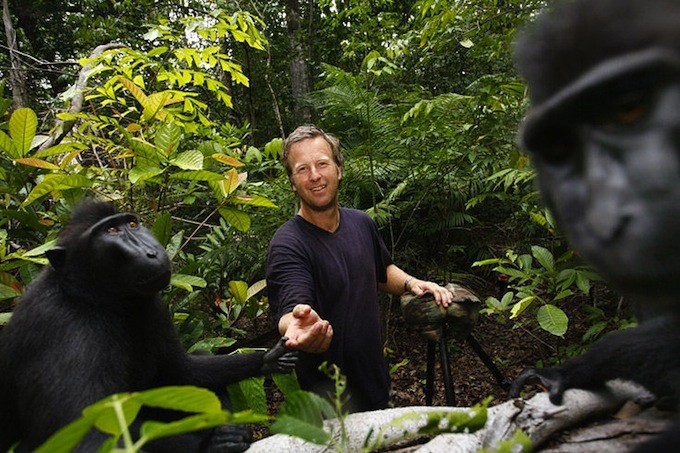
[298,205,341,233]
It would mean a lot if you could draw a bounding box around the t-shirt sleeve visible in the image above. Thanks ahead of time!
[265,230,316,320]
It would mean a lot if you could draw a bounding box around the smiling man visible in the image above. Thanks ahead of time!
[265,125,452,412]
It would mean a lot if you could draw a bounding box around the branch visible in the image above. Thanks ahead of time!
[2,0,27,108]
[38,42,125,152]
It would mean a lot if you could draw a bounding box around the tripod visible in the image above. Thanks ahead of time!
[425,321,513,406]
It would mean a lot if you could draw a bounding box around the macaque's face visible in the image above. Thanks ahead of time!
[523,53,680,296]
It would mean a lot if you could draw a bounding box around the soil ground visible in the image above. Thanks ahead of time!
[240,282,628,416]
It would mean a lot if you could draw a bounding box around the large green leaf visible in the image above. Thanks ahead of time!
[22,174,92,207]
[0,129,18,158]
[537,304,568,337]
[532,245,555,273]
[218,207,251,232]
[155,122,183,157]
[271,391,335,445]
[229,280,248,304]
[170,170,224,181]
[9,107,38,157]
[171,150,204,170]
[170,273,207,292]
[137,386,221,413]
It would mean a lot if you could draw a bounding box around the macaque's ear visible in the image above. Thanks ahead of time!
[46,246,67,271]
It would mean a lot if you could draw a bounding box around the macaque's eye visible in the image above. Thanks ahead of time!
[608,92,653,126]
[107,226,119,234]
[128,220,139,228]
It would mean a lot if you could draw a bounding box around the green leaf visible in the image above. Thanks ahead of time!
[14,157,60,170]
[0,283,19,301]
[85,393,142,436]
[22,174,92,207]
[531,245,555,273]
[218,207,251,232]
[212,153,245,167]
[9,107,38,157]
[272,373,301,397]
[170,170,224,181]
[187,337,236,354]
[233,377,266,414]
[246,279,267,301]
[271,391,335,445]
[509,295,535,319]
[0,312,12,325]
[155,123,183,157]
[232,194,277,208]
[171,150,204,170]
[170,273,207,292]
[537,304,569,336]
[138,386,221,413]
[270,415,331,445]
[35,412,99,453]
[33,142,88,158]
[229,280,248,304]
[0,129,17,158]
[575,271,592,295]
[129,166,164,184]
[151,212,173,247]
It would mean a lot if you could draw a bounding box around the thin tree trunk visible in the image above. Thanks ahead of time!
[2,0,28,109]
[285,0,312,125]
[38,43,124,151]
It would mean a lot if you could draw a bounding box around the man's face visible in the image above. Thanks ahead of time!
[288,136,343,213]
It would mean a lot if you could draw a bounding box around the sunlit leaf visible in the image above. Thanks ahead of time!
[14,158,59,170]
[218,207,250,232]
[9,108,38,157]
[212,153,244,167]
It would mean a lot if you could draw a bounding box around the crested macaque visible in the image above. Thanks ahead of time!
[0,201,298,452]
[508,0,680,450]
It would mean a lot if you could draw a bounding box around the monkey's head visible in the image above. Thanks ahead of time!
[47,201,172,298]
[514,0,680,297]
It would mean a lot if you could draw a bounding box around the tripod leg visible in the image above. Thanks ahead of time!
[439,328,456,406]
[466,335,512,390]
[425,339,436,405]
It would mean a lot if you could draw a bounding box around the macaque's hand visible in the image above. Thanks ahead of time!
[261,336,299,374]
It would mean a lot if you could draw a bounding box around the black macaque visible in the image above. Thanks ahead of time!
[0,201,298,452]
[508,0,680,450]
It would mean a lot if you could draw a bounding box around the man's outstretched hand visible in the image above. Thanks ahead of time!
[279,304,333,354]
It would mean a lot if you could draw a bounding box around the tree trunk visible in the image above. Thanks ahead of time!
[285,0,312,126]
[2,0,28,109]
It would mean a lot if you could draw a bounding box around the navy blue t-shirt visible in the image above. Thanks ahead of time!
[265,208,392,411]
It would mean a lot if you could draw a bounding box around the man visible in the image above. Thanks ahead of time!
[265,125,453,412]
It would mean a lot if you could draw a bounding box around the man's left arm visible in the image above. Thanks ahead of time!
[379,264,453,307]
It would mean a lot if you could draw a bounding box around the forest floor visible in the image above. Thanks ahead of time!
[245,282,628,418]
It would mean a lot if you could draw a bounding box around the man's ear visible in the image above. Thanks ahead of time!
[46,246,67,271]
[337,165,343,181]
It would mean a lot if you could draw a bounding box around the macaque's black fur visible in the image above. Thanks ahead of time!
[0,201,297,452]
[510,0,680,451]
[514,0,680,105]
